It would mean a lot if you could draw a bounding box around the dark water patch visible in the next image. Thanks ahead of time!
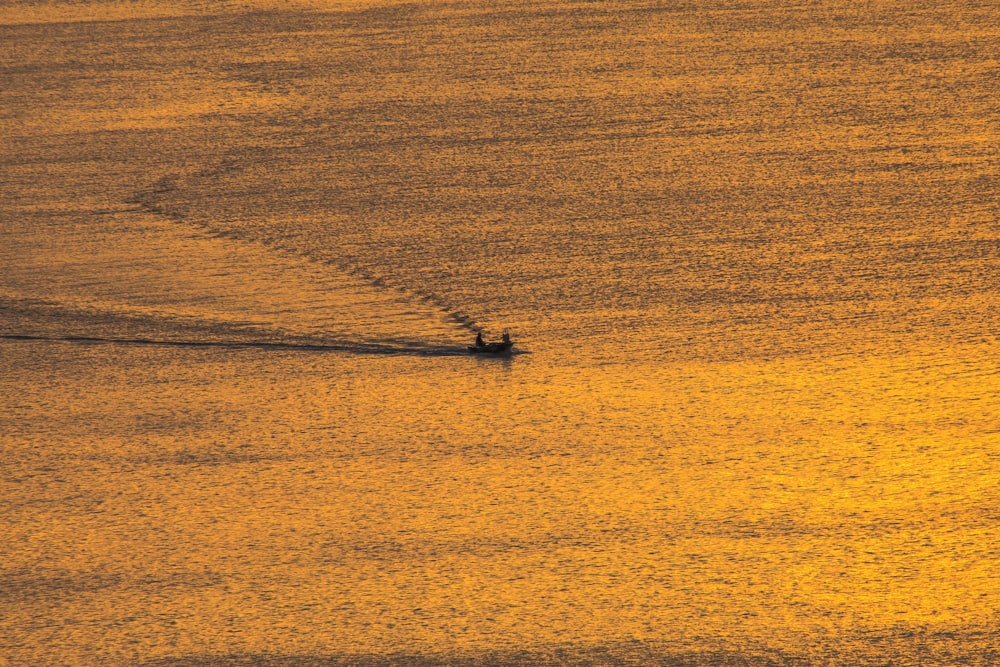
[0,568,223,604]
[133,631,1000,667]
[0,295,277,342]
[138,645,809,667]
[0,570,125,603]
[147,447,298,468]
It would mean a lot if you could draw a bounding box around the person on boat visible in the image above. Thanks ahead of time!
[475,331,485,347]
[501,331,511,344]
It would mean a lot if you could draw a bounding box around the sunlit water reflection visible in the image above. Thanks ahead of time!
[2,1,999,665]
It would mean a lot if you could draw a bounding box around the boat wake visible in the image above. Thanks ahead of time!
[0,333,470,356]
[3,199,487,357]
[130,173,486,336]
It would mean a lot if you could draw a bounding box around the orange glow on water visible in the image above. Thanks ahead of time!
[3,344,998,663]
[2,1,999,665]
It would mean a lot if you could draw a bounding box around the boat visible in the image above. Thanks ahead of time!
[469,330,514,356]
[468,340,514,355]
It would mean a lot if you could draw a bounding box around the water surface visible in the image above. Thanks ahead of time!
[2,1,999,665]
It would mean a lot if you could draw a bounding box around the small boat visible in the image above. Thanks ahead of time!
[468,340,514,355]
[469,330,514,356]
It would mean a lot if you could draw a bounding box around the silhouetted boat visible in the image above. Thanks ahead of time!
[469,331,514,356]
[468,340,514,355]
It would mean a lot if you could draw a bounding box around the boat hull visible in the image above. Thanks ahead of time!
[468,341,514,356]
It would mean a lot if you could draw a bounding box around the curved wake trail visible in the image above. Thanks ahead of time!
[3,205,475,353]
[131,174,487,337]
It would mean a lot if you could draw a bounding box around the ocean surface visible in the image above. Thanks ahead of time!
[2,1,999,665]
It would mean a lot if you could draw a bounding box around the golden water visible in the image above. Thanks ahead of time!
[2,2,999,665]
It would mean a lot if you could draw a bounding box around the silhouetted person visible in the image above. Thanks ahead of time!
[475,332,485,347]
[501,331,510,344]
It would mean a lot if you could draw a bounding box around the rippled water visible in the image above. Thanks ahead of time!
[2,1,999,665]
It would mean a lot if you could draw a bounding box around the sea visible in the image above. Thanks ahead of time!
[1,1,998,665]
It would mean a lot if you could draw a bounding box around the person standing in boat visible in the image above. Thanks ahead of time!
[475,331,485,347]
[501,331,510,344]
